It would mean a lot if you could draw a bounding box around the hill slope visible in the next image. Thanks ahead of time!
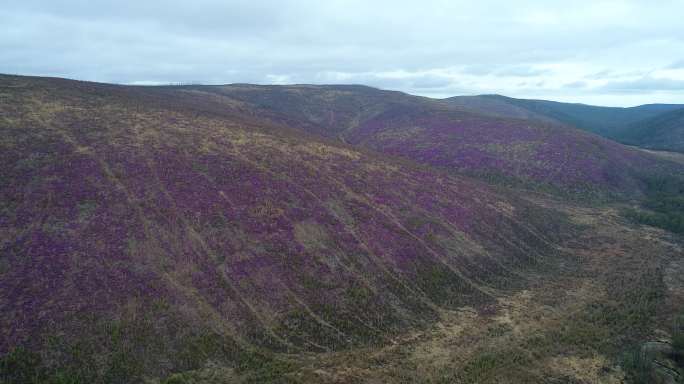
[0,75,572,381]
[2,75,683,383]
[447,95,684,153]
[210,85,679,195]
[445,94,557,122]
[622,107,684,152]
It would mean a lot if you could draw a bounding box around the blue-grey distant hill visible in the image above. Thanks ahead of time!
[447,94,684,152]
[621,107,684,152]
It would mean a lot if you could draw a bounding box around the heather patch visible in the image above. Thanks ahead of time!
[2,76,681,383]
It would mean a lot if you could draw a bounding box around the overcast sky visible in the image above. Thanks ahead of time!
[2,0,684,106]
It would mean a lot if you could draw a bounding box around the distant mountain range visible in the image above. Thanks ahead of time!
[621,107,684,152]
[447,94,684,152]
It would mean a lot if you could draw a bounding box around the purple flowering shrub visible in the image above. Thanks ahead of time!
[192,85,680,195]
[0,77,562,343]
[0,75,622,380]
[346,107,674,194]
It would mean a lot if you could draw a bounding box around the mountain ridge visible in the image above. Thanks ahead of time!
[447,93,684,152]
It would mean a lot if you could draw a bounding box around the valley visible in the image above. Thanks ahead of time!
[160,198,684,383]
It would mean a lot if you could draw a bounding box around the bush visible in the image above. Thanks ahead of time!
[625,175,684,234]
[0,347,83,384]
[0,347,41,384]
[622,346,652,384]
[673,317,684,366]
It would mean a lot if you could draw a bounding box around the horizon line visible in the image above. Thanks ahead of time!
[2,72,683,109]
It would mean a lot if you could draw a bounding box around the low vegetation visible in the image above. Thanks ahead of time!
[1,75,683,383]
[625,175,684,234]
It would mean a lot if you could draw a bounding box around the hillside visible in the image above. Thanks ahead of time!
[211,85,678,196]
[446,95,684,151]
[1,75,683,384]
[347,105,676,194]
[445,95,556,122]
[0,75,574,381]
[194,84,424,139]
[622,107,684,152]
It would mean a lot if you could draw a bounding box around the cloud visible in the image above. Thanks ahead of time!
[460,65,497,76]
[564,81,588,89]
[668,60,684,69]
[599,76,684,93]
[459,65,550,78]
[584,69,651,80]
[1,0,684,105]
[494,66,551,77]
[410,74,454,89]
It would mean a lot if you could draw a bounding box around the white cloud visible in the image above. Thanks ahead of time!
[1,0,683,106]
[599,75,684,93]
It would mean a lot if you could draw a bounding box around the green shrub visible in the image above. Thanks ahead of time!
[0,347,84,384]
[0,347,41,384]
[622,346,652,384]
[626,175,684,234]
[162,374,188,384]
[673,317,684,366]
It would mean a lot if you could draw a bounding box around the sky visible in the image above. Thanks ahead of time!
[2,0,684,106]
